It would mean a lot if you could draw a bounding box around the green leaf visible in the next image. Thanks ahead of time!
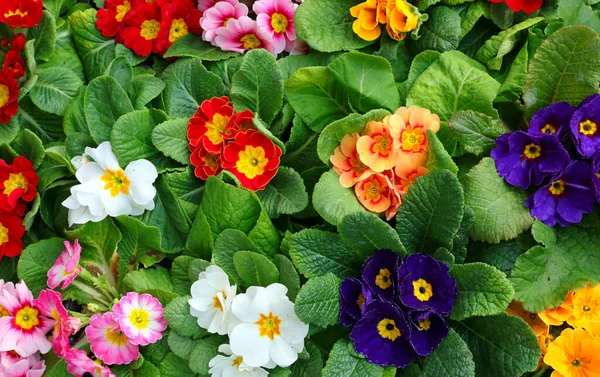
[44,0,78,18]
[124,74,165,110]
[256,166,309,218]
[111,109,180,171]
[188,259,211,282]
[398,50,441,104]
[523,25,600,118]
[105,56,133,86]
[150,118,190,165]
[407,50,500,122]
[450,263,514,321]
[163,296,204,338]
[171,256,195,296]
[167,331,196,360]
[426,129,459,174]
[162,57,225,118]
[163,168,204,220]
[448,110,507,156]
[230,49,283,125]
[278,52,339,80]
[16,97,64,143]
[511,218,600,312]
[159,353,195,377]
[463,158,533,243]
[449,206,475,264]
[323,339,385,377]
[466,240,524,276]
[185,206,214,260]
[452,313,541,377]
[406,329,475,377]
[295,0,374,52]
[29,11,57,61]
[233,251,280,288]
[29,67,82,116]
[313,169,366,226]
[287,228,364,279]
[291,342,324,377]
[114,215,164,280]
[0,117,19,144]
[64,86,89,136]
[338,212,406,256]
[214,229,260,285]
[113,360,161,377]
[281,116,323,174]
[123,267,175,305]
[164,33,239,60]
[558,0,600,34]
[188,335,227,375]
[295,273,341,328]
[396,170,464,254]
[0,256,18,282]
[85,75,134,143]
[328,52,400,113]
[410,6,461,52]
[284,67,351,132]
[11,129,45,169]
[17,238,65,295]
[273,255,301,302]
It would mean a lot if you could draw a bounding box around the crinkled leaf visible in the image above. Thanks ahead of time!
[448,110,507,156]
[295,273,341,328]
[163,296,204,338]
[256,166,309,218]
[338,212,406,256]
[30,67,82,116]
[323,339,385,377]
[151,118,190,165]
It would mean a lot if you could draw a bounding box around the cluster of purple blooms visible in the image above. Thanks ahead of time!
[339,250,457,368]
[492,94,600,227]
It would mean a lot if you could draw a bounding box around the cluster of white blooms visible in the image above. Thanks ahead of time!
[189,265,309,377]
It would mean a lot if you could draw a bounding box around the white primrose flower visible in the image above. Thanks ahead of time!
[208,344,269,377]
[229,283,309,368]
[189,265,238,335]
[61,142,158,226]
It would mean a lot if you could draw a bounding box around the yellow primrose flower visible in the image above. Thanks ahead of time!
[350,0,383,41]
[569,284,600,329]
[539,292,574,327]
[544,328,600,377]
[505,300,548,337]
[385,0,418,41]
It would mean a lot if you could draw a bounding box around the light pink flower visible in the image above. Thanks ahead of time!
[200,0,248,43]
[286,39,309,55]
[65,349,115,377]
[33,290,72,357]
[47,239,83,290]
[0,351,45,377]
[112,292,167,346]
[0,281,53,357]
[254,0,298,54]
[86,312,139,365]
[214,16,276,55]
[197,0,238,12]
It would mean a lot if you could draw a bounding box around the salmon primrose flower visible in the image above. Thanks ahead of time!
[112,292,167,346]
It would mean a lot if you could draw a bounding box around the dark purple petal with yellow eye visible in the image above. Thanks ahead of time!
[397,254,457,315]
[350,301,414,368]
[570,95,600,158]
[340,278,374,327]
[528,102,576,140]
[591,153,600,203]
[361,249,399,302]
[407,310,448,357]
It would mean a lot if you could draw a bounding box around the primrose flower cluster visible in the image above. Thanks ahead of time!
[188,265,309,376]
[187,96,282,191]
[339,250,457,368]
[331,106,440,220]
[349,0,426,42]
[506,283,600,376]
[492,94,600,227]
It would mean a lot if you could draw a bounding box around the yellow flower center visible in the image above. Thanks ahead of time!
[14,306,39,330]
[128,308,150,330]
[202,153,220,171]
[236,146,268,179]
[583,305,591,312]
[375,269,392,290]
[413,279,433,302]
[255,312,281,340]
[4,9,28,18]
[549,179,565,196]
[270,13,288,33]
[523,143,542,160]
[356,293,365,310]
[377,318,401,341]
[363,180,383,201]
[417,317,431,331]
[140,19,160,40]
[0,305,8,317]
[212,291,226,312]
[115,1,131,22]
[240,33,261,49]
[231,356,243,368]
[205,113,230,145]
[169,18,188,43]
[572,359,581,367]
[3,173,28,196]
[101,169,131,197]
[0,223,9,247]
[401,126,426,152]
[105,328,130,346]
[371,135,392,156]
[541,124,557,134]
[579,120,598,136]
[0,84,10,108]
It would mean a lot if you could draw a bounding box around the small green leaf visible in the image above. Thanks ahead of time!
[167,331,196,360]
[273,255,301,302]
[163,296,204,338]
[426,129,458,174]
[114,215,164,280]
[185,206,214,260]
[214,229,260,285]
[448,110,507,156]
[159,353,195,377]
[151,118,190,165]
[30,67,82,116]
[188,335,227,375]
[313,169,366,226]
[406,329,475,377]
[29,11,57,61]
[11,129,45,169]
[256,166,309,218]
[164,34,239,60]
[295,273,341,328]
[338,212,406,256]
[124,74,166,110]
[410,6,461,52]
[233,251,280,288]
[323,339,385,377]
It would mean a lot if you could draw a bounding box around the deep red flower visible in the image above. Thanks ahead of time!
[0,156,39,212]
[1,39,9,48]
[223,109,255,140]
[2,50,25,79]
[9,33,26,52]
[156,0,203,53]
[96,0,141,43]
[187,96,235,153]
[489,0,542,14]
[122,2,165,57]
[0,0,43,28]
[221,129,281,191]
[0,210,25,259]
[0,69,19,124]
[190,145,222,180]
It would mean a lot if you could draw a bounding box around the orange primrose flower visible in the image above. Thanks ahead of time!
[505,300,549,337]
[539,292,574,327]
[385,0,419,40]
[388,106,440,155]
[354,173,394,214]
[395,151,429,193]
[331,133,374,188]
[356,120,399,173]
[544,328,600,377]
[349,0,386,41]
[569,284,600,330]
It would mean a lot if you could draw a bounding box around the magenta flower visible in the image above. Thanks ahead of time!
[112,292,167,346]
[47,239,82,290]
[253,0,298,54]
[0,281,53,357]
[86,312,140,365]
[214,16,276,55]
[33,290,73,357]
[0,351,45,377]
[200,0,248,43]
[65,349,115,377]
